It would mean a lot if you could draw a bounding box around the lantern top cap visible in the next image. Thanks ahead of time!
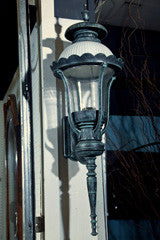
[65,3,107,42]
[51,5,124,76]
[65,22,108,42]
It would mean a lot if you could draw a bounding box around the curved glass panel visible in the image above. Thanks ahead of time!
[63,64,115,116]
[64,65,101,113]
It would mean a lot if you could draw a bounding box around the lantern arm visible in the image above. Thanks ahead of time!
[101,76,116,136]
[56,69,80,136]
[93,63,107,137]
[94,75,116,137]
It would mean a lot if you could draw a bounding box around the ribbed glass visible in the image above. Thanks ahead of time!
[63,64,115,114]
[64,65,100,112]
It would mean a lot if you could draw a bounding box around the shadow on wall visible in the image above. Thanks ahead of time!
[42,18,79,240]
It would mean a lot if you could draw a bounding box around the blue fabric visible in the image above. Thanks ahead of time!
[108,220,160,240]
[106,116,160,152]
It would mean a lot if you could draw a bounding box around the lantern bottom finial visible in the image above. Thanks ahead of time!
[86,157,98,236]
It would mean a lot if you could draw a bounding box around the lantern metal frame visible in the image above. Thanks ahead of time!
[51,53,123,136]
[51,13,123,236]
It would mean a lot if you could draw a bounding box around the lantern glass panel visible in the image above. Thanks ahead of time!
[64,65,100,113]
[63,64,115,114]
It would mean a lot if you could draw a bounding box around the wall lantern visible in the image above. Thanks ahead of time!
[51,5,123,236]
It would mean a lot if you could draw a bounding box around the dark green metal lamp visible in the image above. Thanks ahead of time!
[51,5,123,236]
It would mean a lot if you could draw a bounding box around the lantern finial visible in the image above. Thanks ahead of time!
[81,3,89,22]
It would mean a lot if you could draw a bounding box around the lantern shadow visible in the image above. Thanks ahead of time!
[42,18,79,240]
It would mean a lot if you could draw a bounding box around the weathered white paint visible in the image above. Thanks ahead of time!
[30,24,44,240]
[40,0,107,239]
[1,21,44,239]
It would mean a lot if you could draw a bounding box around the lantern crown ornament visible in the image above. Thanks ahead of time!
[51,4,123,236]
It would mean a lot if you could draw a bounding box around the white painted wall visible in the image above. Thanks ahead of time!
[40,0,107,239]
[30,23,44,240]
